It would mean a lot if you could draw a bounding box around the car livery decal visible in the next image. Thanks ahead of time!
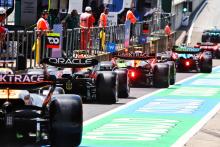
[81,67,220,147]
[42,58,98,68]
[173,46,201,54]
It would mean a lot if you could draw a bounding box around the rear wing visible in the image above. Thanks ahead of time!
[195,42,218,51]
[0,60,14,67]
[0,74,55,90]
[196,42,217,46]
[203,30,220,35]
[42,58,98,68]
[114,52,155,60]
[172,46,201,54]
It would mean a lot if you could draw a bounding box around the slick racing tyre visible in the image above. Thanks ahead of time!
[199,52,212,73]
[49,95,83,147]
[201,33,208,42]
[166,61,176,85]
[215,49,220,59]
[115,69,130,98]
[96,71,118,104]
[153,63,170,88]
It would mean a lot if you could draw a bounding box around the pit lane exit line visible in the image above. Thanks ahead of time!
[82,66,220,147]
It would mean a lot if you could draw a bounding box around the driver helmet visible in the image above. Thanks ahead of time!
[0,7,6,15]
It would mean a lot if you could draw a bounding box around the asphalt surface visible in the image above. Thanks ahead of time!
[84,1,220,146]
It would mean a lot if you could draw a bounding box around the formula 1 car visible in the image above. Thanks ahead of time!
[29,58,124,104]
[0,74,83,146]
[161,45,212,73]
[194,42,220,58]
[90,61,130,98]
[201,28,220,43]
[114,50,176,88]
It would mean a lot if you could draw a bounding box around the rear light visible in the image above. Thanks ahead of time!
[131,71,135,78]
[185,61,190,66]
[128,70,136,78]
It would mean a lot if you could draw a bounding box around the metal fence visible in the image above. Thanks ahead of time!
[0,15,176,70]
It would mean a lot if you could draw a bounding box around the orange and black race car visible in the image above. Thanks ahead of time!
[0,73,83,146]
[114,50,176,88]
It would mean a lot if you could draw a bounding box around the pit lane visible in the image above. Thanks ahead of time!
[81,59,220,147]
[83,60,220,122]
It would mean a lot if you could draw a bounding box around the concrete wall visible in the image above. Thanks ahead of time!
[172,3,184,29]
[172,0,205,29]
[192,0,205,11]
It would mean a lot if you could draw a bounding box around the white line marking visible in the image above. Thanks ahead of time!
[83,118,178,141]
[137,99,203,114]
[172,102,220,147]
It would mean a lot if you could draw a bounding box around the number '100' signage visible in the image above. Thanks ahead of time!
[46,33,60,49]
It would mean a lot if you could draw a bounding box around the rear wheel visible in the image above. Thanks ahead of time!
[166,61,176,85]
[200,58,212,73]
[49,95,83,147]
[96,71,118,104]
[115,69,130,98]
[153,63,170,88]
[201,34,208,42]
[215,49,220,59]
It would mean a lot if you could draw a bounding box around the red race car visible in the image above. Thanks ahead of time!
[114,51,176,88]
[195,42,220,58]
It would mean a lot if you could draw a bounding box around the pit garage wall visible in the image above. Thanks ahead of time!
[172,0,205,29]
[172,2,184,30]
[192,0,205,11]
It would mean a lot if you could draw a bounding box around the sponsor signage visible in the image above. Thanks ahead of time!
[0,74,44,83]
[174,46,201,53]
[115,52,154,60]
[46,33,61,49]
[106,43,116,53]
[42,58,99,68]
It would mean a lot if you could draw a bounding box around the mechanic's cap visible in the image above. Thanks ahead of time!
[42,9,49,15]
[0,7,6,15]
[85,6,92,12]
